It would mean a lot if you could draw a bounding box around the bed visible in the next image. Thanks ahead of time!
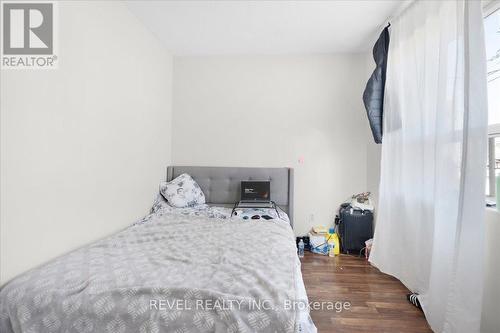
[0,166,316,333]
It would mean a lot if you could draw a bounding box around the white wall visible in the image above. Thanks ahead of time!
[363,52,383,216]
[366,143,382,214]
[0,1,173,284]
[172,55,369,235]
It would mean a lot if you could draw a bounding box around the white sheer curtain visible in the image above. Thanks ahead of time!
[369,1,488,332]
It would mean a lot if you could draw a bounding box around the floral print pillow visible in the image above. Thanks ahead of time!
[160,173,206,208]
[151,191,170,213]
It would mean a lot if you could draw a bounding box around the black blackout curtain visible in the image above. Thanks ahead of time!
[362,25,390,144]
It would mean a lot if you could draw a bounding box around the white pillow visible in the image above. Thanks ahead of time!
[232,207,290,223]
[160,173,206,208]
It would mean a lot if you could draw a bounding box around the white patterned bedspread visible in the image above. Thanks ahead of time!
[0,206,316,333]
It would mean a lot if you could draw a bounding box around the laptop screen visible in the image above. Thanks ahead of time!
[240,181,271,201]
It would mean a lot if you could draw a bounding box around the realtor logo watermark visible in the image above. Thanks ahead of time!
[150,298,352,313]
[1,1,58,69]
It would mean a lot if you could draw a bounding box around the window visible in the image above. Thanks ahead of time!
[485,3,500,205]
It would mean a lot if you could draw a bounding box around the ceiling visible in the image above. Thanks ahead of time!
[125,0,404,55]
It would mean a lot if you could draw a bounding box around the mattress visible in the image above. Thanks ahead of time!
[0,204,317,333]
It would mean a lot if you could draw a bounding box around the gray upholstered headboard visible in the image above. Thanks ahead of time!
[166,166,294,227]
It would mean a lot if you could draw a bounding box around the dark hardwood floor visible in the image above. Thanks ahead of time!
[300,252,433,333]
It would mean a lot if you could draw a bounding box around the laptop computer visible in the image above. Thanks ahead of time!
[238,180,274,208]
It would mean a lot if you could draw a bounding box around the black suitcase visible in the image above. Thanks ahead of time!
[337,204,373,254]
